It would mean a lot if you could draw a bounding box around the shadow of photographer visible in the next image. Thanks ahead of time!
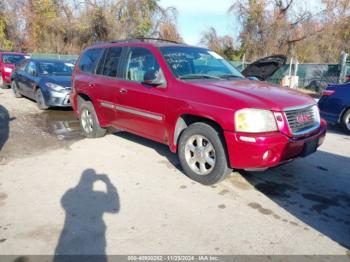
[54,169,119,262]
[0,104,13,152]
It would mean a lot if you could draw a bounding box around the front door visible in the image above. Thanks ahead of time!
[115,47,168,143]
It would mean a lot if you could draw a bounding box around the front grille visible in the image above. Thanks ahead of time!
[284,105,320,135]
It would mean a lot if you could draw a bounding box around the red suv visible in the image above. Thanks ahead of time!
[0,52,27,89]
[71,39,326,185]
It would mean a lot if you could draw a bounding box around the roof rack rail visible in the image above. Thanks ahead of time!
[110,37,182,44]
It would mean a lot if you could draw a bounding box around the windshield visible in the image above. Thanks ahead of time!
[160,47,244,80]
[38,61,74,76]
[2,54,25,64]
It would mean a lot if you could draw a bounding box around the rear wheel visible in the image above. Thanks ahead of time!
[11,81,22,98]
[178,122,231,185]
[341,109,350,134]
[35,88,49,110]
[79,101,107,138]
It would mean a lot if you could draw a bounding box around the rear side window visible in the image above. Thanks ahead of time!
[97,47,122,77]
[78,48,103,74]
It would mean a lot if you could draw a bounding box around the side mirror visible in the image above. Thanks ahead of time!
[143,70,165,88]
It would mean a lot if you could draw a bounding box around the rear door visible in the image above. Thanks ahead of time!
[13,59,28,92]
[115,46,168,143]
[89,46,124,127]
[73,47,104,116]
[21,61,38,98]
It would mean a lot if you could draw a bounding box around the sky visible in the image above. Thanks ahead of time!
[160,0,239,45]
[159,0,324,46]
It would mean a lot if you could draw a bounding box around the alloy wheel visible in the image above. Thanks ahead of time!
[81,109,94,134]
[346,114,350,130]
[184,134,216,175]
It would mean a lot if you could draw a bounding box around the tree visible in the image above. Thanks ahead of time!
[0,0,182,54]
[200,27,243,60]
[229,0,325,62]
[0,0,13,50]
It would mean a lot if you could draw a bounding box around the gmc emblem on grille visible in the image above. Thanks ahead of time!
[296,114,312,124]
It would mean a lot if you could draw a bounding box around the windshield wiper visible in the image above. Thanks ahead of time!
[217,74,244,79]
[179,74,223,80]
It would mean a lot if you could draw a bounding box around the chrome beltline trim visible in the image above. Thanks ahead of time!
[100,101,115,109]
[115,105,163,121]
[100,101,163,121]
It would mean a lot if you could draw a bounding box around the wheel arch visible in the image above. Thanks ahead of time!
[339,106,350,123]
[77,92,93,109]
[171,114,225,152]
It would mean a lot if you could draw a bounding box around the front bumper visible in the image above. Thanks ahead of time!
[224,119,327,169]
[44,90,71,107]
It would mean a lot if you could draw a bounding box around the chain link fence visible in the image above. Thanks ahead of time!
[231,61,343,92]
[268,64,340,92]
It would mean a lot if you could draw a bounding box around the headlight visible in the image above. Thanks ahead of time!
[3,67,12,73]
[46,82,65,92]
[235,108,277,133]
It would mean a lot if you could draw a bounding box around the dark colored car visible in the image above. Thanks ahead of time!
[318,82,350,134]
[241,55,287,81]
[70,38,326,185]
[11,59,74,109]
[0,51,28,89]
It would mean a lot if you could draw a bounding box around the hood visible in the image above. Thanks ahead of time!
[41,75,72,88]
[241,55,287,80]
[188,79,315,111]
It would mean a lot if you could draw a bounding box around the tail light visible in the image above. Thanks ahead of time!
[322,90,335,96]
[346,75,350,82]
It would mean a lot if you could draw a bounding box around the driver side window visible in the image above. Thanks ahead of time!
[124,47,164,83]
[26,61,37,76]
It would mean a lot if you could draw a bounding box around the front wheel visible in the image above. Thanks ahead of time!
[79,101,107,138]
[35,88,49,110]
[0,75,6,89]
[178,122,231,185]
[341,109,350,134]
[12,81,22,98]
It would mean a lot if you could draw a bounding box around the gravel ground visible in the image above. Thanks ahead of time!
[0,88,349,256]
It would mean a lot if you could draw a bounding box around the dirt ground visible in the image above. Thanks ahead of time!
[0,88,349,256]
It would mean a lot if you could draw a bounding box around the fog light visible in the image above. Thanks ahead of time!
[263,150,271,160]
[239,136,256,143]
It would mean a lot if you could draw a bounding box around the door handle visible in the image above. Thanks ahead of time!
[88,82,95,87]
[119,88,127,95]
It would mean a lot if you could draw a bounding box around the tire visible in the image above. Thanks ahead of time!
[11,81,22,98]
[178,122,231,185]
[79,101,107,138]
[0,75,6,89]
[341,109,350,134]
[35,88,49,110]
